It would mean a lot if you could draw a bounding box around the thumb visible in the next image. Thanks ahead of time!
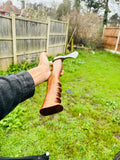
[39,52,49,65]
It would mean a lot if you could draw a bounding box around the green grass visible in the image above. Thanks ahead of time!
[0,50,120,160]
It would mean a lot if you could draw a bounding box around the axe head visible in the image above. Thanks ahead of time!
[53,51,79,62]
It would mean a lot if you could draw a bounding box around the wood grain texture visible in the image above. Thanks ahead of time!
[40,59,63,116]
[104,27,120,52]
[0,15,68,70]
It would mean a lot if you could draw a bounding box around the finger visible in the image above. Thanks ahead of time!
[40,52,48,61]
[49,61,53,66]
[50,68,53,71]
[60,70,64,76]
[45,52,49,57]
[40,52,49,57]
[39,52,49,65]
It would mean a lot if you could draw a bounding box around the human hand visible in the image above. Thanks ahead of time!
[39,52,64,82]
[38,52,53,82]
[28,52,64,86]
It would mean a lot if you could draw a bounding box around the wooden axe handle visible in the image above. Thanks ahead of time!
[40,59,63,116]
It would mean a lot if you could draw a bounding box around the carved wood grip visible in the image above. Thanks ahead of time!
[40,59,63,116]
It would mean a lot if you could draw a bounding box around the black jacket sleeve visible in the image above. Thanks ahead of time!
[0,71,35,120]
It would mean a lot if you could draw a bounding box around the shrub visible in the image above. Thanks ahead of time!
[62,10,104,49]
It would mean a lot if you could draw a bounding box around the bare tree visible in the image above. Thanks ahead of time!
[56,0,71,20]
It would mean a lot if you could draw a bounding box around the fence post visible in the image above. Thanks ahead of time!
[65,19,69,53]
[102,25,106,39]
[12,14,17,64]
[115,28,120,52]
[46,17,50,53]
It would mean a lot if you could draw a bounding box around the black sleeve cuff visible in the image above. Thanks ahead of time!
[0,71,35,120]
[15,71,35,102]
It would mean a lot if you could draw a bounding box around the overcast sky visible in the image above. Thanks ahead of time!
[109,0,120,17]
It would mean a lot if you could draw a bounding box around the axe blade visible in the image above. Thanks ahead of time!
[53,51,79,62]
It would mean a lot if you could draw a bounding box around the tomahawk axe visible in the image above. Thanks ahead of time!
[40,51,78,116]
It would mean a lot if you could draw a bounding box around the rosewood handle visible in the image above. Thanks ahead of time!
[40,59,63,116]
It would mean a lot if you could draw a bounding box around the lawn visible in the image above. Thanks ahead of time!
[0,50,120,160]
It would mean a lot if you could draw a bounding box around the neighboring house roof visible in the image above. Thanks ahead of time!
[0,1,20,15]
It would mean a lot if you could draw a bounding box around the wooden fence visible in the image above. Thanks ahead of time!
[0,15,69,70]
[103,26,120,53]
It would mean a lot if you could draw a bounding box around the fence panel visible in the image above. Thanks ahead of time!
[0,16,13,70]
[104,26,120,53]
[15,18,48,64]
[0,15,68,70]
[48,19,68,56]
